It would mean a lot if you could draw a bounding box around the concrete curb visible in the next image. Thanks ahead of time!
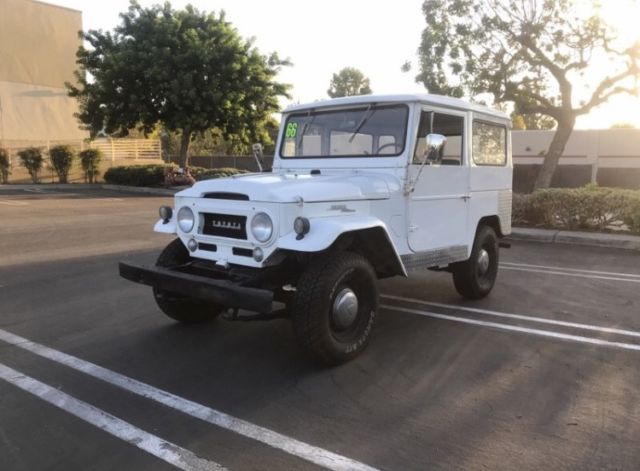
[0,183,97,191]
[0,183,179,196]
[510,227,640,251]
[100,184,178,196]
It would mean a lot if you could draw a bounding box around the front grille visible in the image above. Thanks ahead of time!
[201,213,247,239]
[202,192,249,201]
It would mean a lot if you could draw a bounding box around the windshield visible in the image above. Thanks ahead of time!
[280,104,409,158]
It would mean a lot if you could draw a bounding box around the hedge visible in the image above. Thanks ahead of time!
[103,164,246,187]
[193,167,248,181]
[513,185,640,235]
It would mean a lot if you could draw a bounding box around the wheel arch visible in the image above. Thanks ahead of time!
[331,227,407,279]
[476,215,504,238]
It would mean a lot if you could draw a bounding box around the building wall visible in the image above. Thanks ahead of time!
[513,129,640,192]
[0,0,86,144]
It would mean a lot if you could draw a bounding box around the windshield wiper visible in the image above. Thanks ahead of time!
[348,104,376,143]
[295,110,317,156]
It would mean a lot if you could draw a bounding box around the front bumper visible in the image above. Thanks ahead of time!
[119,262,273,313]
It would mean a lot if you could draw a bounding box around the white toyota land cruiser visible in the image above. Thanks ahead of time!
[120,94,512,365]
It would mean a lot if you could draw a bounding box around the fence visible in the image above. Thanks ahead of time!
[0,138,162,183]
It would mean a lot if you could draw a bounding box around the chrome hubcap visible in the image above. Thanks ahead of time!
[477,249,490,276]
[332,288,359,330]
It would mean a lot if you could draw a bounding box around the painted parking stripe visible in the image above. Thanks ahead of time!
[502,261,640,279]
[0,329,378,471]
[381,294,640,339]
[0,363,225,471]
[0,200,28,206]
[381,304,640,352]
[499,265,640,283]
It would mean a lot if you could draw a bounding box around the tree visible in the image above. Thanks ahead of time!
[511,101,555,130]
[417,0,640,188]
[18,148,44,184]
[67,1,290,168]
[49,145,75,183]
[327,67,372,98]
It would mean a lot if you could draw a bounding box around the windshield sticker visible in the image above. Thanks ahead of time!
[285,122,298,139]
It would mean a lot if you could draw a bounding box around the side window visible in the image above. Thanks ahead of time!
[472,121,506,166]
[413,112,464,165]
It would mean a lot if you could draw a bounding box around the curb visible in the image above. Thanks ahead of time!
[510,227,640,251]
[101,184,178,196]
[0,183,179,196]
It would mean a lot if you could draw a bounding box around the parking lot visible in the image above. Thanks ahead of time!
[1,187,640,471]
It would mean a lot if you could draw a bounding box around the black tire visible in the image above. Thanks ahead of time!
[153,238,223,323]
[291,252,378,365]
[452,225,499,299]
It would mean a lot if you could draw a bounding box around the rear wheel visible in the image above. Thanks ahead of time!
[291,252,378,365]
[452,225,499,299]
[153,238,223,323]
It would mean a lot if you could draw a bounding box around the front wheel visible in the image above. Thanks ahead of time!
[153,238,223,323]
[452,225,499,299]
[291,252,379,365]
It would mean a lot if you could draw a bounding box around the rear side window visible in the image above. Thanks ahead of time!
[472,121,507,166]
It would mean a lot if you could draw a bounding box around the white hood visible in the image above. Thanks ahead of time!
[178,171,398,203]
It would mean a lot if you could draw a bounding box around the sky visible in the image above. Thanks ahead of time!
[46,0,640,129]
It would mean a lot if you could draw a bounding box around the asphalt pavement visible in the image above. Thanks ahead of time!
[1,187,640,471]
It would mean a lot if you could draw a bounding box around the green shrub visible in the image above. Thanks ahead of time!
[79,148,103,183]
[0,148,10,183]
[193,167,248,181]
[622,194,640,234]
[104,164,176,187]
[49,145,75,183]
[18,147,44,183]
[513,184,640,235]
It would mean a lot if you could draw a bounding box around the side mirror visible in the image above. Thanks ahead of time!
[423,133,446,165]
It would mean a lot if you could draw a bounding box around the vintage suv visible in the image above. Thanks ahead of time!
[120,94,512,364]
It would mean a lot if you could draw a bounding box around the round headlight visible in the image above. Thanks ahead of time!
[251,212,273,242]
[177,207,195,233]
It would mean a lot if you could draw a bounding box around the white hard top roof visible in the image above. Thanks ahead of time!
[284,93,510,121]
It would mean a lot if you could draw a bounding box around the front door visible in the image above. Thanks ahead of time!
[408,107,469,257]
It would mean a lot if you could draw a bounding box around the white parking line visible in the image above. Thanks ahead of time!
[500,265,640,283]
[381,294,640,338]
[0,363,225,471]
[501,262,640,279]
[381,304,640,352]
[0,329,378,471]
[0,200,28,206]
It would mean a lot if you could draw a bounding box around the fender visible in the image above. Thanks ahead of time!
[154,218,176,234]
[277,215,407,277]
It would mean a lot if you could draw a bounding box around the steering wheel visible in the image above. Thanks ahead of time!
[377,143,399,153]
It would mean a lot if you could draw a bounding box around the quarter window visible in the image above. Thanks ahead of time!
[472,121,507,166]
